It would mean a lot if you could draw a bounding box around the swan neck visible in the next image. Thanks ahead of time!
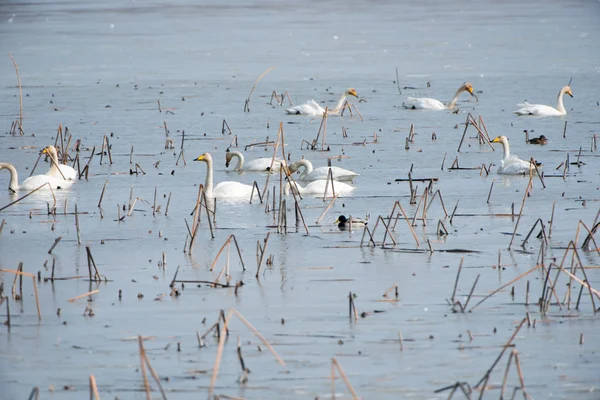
[46,147,62,176]
[204,158,214,196]
[333,93,347,112]
[556,87,567,114]
[501,140,511,160]
[446,86,464,109]
[232,151,244,171]
[298,160,313,179]
[0,163,19,191]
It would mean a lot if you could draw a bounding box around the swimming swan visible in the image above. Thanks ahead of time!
[225,150,284,172]
[194,152,259,200]
[402,83,476,110]
[514,85,573,116]
[285,88,358,116]
[284,180,355,197]
[43,145,77,180]
[288,159,359,182]
[0,163,73,192]
[491,136,537,175]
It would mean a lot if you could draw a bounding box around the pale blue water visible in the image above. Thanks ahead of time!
[1,0,600,399]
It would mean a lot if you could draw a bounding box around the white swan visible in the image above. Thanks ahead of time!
[514,86,573,116]
[402,83,475,110]
[0,163,73,192]
[285,88,358,116]
[43,145,77,180]
[491,136,536,175]
[225,150,284,172]
[194,152,259,200]
[288,159,359,182]
[284,180,355,197]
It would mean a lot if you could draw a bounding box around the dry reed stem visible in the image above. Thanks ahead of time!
[468,264,543,312]
[208,310,233,399]
[500,350,515,400]
[89,374,100,400]
[322,168,336,201]
[474,317,527,390]
[231,308,286,367]
[210,235,245,272]
[451,258,464,302]
[68,289,99,302]
[395,201,420,246]
[256,233,270,277]
[331,357,359,400]
[425,189,449,216]
[0,182,57,213]
[47,236,62,254]
[382,283,399,298]
[0,268,41,320]
[8,53,23,129]
[377,216,397,247]
[315,195,338,224]
[137,336,152,400]
[244,66,275,111]
[508,175,533,249]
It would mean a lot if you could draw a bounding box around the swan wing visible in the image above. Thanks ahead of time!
[285,100,325,116]
[301,180,355,197]
[21,174,74,191]
[212,181,256,199]
[244,157,284,172]
[498,156,536,175]
[300,166,359,181]
[514,103,562,116]
[402,97,446,110]
[46,164,77,180]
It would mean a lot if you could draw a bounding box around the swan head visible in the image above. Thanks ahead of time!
[563,86,573,98]
[42,145,57,157]
[225,150,234,168]
[345,88,358,98]
[194,153,213,163]
[463,83,474,95]
[288,160,303,173]
[491,136,508,145]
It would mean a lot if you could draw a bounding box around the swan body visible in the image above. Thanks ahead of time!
[284,180,355,197]
[225,150,284,172]
[403,83,475,110]
[0,163,73,192]
[43,145,77,180]
[285,88,358,116]
[335,215,368,230]
[288,159,359,182]
[514,86,573,116]
[491,136,536,175]
[194,152,258,200]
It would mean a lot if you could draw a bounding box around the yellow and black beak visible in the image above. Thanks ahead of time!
[194,155,205,162]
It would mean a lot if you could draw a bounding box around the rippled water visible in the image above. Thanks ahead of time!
[1,1,600,399]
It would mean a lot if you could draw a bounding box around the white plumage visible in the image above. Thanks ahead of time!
[288,159,358,182]
[225,150,284,172]
[285,88,358,116]
[195,152,259,200]
[491,136,537,175]
[0,163,73,192]
[284,179,355,197]
[514,86,573,116]
[403,83,475,110]
[43,145,77,180]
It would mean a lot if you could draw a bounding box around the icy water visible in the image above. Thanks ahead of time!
[1,0,600,399]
